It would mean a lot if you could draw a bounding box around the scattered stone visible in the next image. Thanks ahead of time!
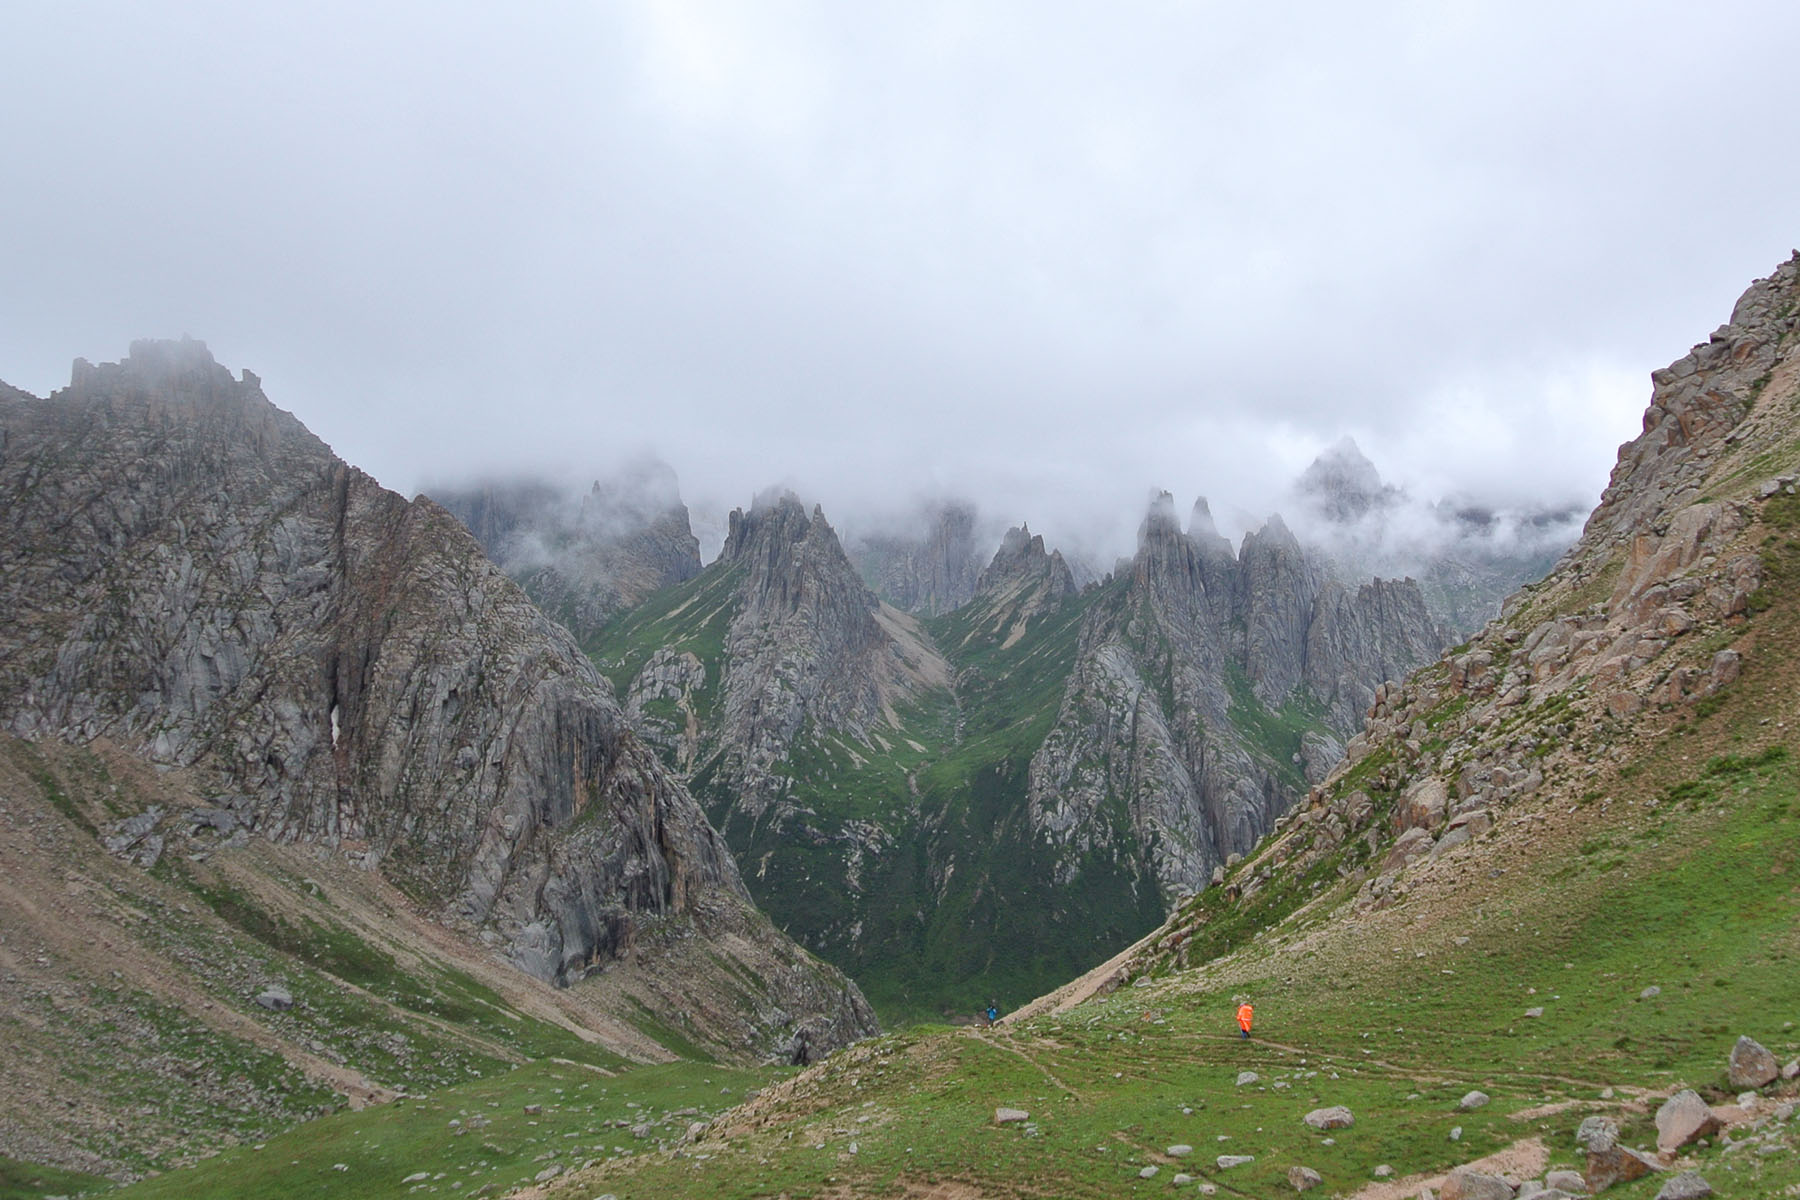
[1655,1090,1721,1152]
[1640,986,1662,1000]
[1576,1116,1619,1152]
[1237,1071,1260,1086]
[1784,1059,1800,1081]
[523,1104,542,1115]
[995,1108,1030,1123]
[402,1173,430,1184]
[1735,1091,1757,1108]
[1586,1141,1661,1192]
[1460,1090,1491,1110]
[254,985,293,1011]
[1303,1106,1354,1130]
[1441,1168,1516,1200]
[1217,1155,1255,1169]
[1727,1036,1778,1089]
[1654,1172,1713,1200]
[1373,1164,1394,1178]
[685,1121,707,1141]
[533,1165,562,1182]
[1524,1007,1545,1019]
[1450,1125,1463,1141]
[1544,1169,1586,1194]
[1287,1165,1323,1191]
[1172,1174,1194,1186]
[1138,1165,1158,1179]
[1166,1144,1193,1157]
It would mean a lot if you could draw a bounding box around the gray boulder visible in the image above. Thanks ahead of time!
[1303,1105,1354,1130]
[1585,1142,1661,1192]
[1287,1165,1322,1191]
[1544,1168,1587,1194]
[1655,1089,1721,1152]
[1441,1169,1515,1200]
[994,1108,1029,1123]
[1654,1173,1713,1200]
[1216,1155,1255,1169]
[1460,1089,1492,1110]
[254,985,294,1011]
[1727,1035,1778,1089]
[1575,1116,1618,1152]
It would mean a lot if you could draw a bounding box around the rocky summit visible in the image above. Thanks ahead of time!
[597,467,1445,1016]
[0,341,873,1062]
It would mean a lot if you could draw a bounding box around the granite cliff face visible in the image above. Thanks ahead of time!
[1024,491,1446,901]
[430,462,702,647]
[0,341,875,1057]
[844,501,985,616]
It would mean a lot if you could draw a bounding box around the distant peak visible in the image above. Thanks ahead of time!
[976,522,1073,601]
[1294,437,1398,523]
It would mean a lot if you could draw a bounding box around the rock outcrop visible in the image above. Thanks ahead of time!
[1025,491,1446,898]
[706,491,951,819]
[0,340,875,1056]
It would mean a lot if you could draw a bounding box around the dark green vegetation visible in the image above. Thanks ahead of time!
[594,572,1175,1026]
[0,1155,112,1200]
[538,726,1800,1199]
[111,1061,777,1200]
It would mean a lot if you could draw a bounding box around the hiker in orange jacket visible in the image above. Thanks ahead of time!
[1236,1001,1254,1039]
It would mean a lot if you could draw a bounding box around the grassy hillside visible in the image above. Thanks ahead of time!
[530,554,1800,1197]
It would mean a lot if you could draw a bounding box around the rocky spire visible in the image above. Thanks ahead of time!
[974,521,1076,602]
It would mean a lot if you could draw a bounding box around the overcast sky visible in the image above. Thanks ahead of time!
[4,2,1798,558]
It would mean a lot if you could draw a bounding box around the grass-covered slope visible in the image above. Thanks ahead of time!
[594,555,1163,1025]
[0,734,762,1188]
[529,256,1800,1199]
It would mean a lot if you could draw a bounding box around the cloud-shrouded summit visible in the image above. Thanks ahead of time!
[4,2,1800,555]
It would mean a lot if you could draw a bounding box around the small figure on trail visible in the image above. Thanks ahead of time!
[986,1001,999,1025]
[1236,1000,1254,1039]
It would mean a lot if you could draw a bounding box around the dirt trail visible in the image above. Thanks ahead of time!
[966,1028,1084,1100]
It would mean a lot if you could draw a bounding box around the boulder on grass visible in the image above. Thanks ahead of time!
[1303,1105,1354,1130]
[1441,1168,1516,1200]
[1287,1165,1322,1191]
[1654,1171,1713,1200]
[1655,1089,1721,1153]
[1727,1036,1778,1089]
[1586,1143,1662,1193]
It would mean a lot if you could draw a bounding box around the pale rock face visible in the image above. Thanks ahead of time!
[845,501,986,616]
[703,492,948,820]
[0,341,876,1057]
[1655,1089,1721,1152]
[1025,491,1445,897]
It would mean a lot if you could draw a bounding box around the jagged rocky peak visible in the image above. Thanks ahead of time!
[1295,436,1398,523]
[975,521,1076,601]
[0,342,876,1057]
[720,489,878,621]
[1188,496,1235,557]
